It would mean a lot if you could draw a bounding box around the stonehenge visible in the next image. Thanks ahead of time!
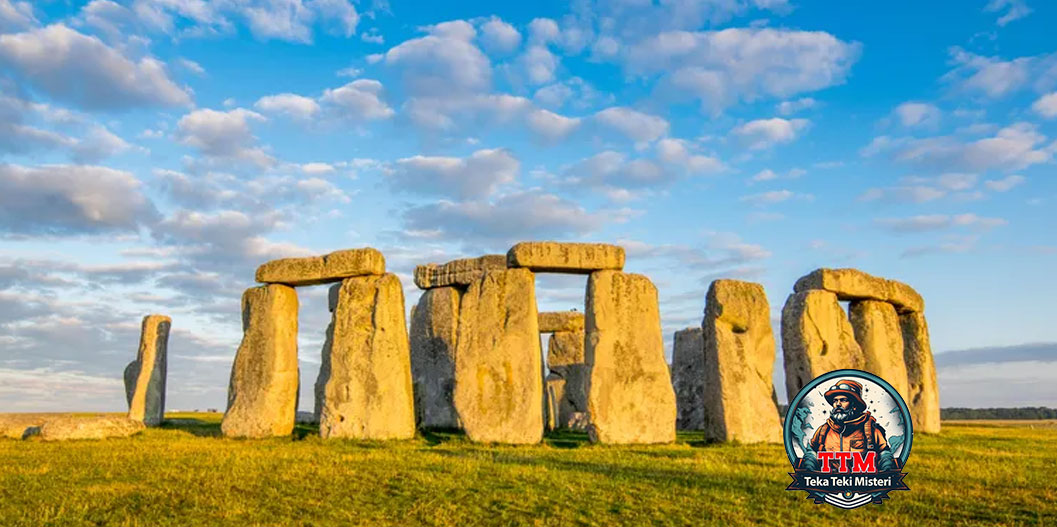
[701,280,782,444]
[671,327,704,431]
[124,314,170,426]
[783,268,940,433]
[196,243,940,444]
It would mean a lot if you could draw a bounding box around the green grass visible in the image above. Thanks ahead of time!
[1,414,1054,526]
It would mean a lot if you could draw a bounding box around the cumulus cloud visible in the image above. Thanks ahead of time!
[254,93,321,120]
[739,189,812,206]
[731,118,809,150]
[776,97,816,116]
[526,109,581,141]
[943,47,1056,99]
[1032,92,1057,118]
[983,0,1032,26]
[519,45,560,85]
[625,28,860,112]
[893,101,941,128]
[594,106,670,144]
[0,0,37,32]
[984,174,1025,192]
[320,79,395,120]
[176,108,274,168]
[0,164,157,235]
[863,123,1053,173]
[387,148,519,200]
[655,138,724,173]
[0,24,192,110]
[384,20,491,97]
[478,16,520,55]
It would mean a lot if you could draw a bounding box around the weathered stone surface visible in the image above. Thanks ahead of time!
[671,327,705,431]
[544,373,565,431]
[453,268,543,444]
[547,330,589,430]
[701,280,782,443]
[413,254,506,289]
[507,242,625,273]
[585,270,676,444]
[313,285,342,420]
[319,274,415,440]
[850,300,910,402]
[901,312,941,434]
[39,415,145,441]
[781,290,864,402]
[256,248,385,286]
[0,414,48,439]
[222,284,299,438]
[409,287,461,429]
[126,314,170,426]
[794,268,924,313]
[123,361,137,406]
[538,311,585,333]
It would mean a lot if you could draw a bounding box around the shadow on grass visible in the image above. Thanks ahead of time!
[160,418,319,440]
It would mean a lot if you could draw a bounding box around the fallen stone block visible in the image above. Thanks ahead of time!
[413,254,506,289]
[256,248,385,286]
[507,242,624,273]
[39,415,145,441]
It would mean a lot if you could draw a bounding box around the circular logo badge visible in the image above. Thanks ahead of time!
[783,369,913,509]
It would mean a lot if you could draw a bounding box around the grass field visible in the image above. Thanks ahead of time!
[1,413,1054,526]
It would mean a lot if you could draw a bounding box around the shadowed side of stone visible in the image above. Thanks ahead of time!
[547,330,589,430]
[901,311,941,433]
[256,248,385,286]
[127,314,171,426]
[413,254,506,289]
[781,290,864,402]
[507,242,625,273]
[671,327,704,431]
[453,268,543,444]
[585,270,675,444]
[701,280,781,444]
[409,286,461,429]
[319,274,415,440]
[222,284,299,439]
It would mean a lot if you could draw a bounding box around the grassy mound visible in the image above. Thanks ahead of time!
[2,413,1054,526]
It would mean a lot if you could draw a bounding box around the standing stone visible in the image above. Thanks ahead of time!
[849,300,910,402]
[671,327,705,431]
[319,274,415,440]
[453,268,543,444]
[547,330,589,430]
[701,280,781,443]
[781,290,864,402]
[544,373,565,431]
[123,362,137,406]
[409,286,461,429]
[126,314,171,426]
[901,312,941,433]
[313,283,343,421]
[585,270,676,444]
[222,284,299,438]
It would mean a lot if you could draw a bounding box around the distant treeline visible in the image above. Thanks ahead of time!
[777,406,1057,420]
[940,407,1057,420]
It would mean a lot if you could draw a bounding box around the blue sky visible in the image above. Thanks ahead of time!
[1,0,1055,412]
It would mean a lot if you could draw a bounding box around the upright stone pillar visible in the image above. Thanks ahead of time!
[671,327,705,431]
[453,268,543,444]
[701,280,781,443]
[313,284,342,421]
[546,330,589,430]
[901,312,941,433]
[781,290,864,402]
[585,270,676,444]
[849,300,910,402]
[409,286,462,429]
[222,284,299,438]
[125,314,171,426]
[318,274,415,440]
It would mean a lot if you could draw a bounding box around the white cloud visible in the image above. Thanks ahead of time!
[625,28,860,112]
[0,24,192,110]
[388,148,519,200]
[876,213,1007,233]
[320,79,395,120]
[739,189,812,206]
[479,16,520,55]
[384,20,491,97]
[655,138,724,173]
[176,57,205,75]
[176,108,274,168]
[894,123,1052,172]
[984,174,1025,192]
[563,150,678,200]
[528,17,560,44]
[731,118,808,150]
[519,45,559,85]
[401,93,531,131]
[942,47,1057,99]
[594,106,670,144]
[254,93,321,120]
[776,97,816,116]
[0,164,157,234]
[893,101,941,128]
[984,0,1032,26]
[0,0,37,32]
[1032,92,1057,118]
[527,109,581,141]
